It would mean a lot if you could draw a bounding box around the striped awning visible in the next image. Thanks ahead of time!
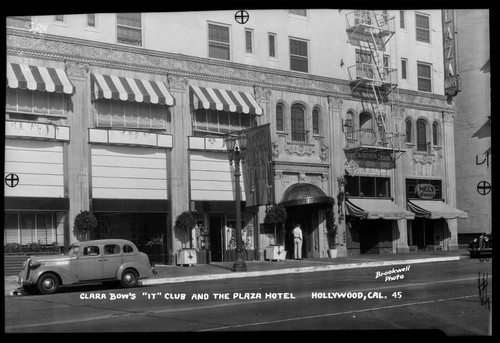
[407,200,468,219]
[91,73,174,105]
[190,85,263,115]
[346,198,415,220]
[6,63,74,94]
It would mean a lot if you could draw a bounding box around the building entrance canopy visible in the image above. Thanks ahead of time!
[407,200,469,219]
[346,198,415,220]
[190,85,263,115]
[281,183,334,208]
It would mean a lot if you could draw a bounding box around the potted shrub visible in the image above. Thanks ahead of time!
[326,205,338,258]
[263,203,287,261]
[73,210,98,241]
[175,211,197,266]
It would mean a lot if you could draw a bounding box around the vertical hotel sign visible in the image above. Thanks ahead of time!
[442,9,461,98]
[242,124,273,207]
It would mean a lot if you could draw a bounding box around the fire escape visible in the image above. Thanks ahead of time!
[344,10,405,168]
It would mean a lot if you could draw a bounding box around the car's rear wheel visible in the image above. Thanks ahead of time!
[120,269,138,288]
[37,273,60,295]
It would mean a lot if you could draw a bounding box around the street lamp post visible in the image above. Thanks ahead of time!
[225,133,248,272]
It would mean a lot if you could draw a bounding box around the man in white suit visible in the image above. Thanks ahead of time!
[293,224,303,260]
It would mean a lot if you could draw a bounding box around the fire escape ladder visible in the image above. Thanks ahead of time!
[367,30,385,82]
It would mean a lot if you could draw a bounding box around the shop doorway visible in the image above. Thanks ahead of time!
[209,214,224,262]
[411,218,443,249]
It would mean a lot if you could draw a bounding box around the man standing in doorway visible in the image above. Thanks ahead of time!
[293,223,303,260]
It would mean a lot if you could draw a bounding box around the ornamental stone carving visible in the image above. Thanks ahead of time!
[168,75,189,91]
[65,61,89,79]
[272,142,280,159]
[254,86,272,101]
[328,96,343,110]
[286,143,316,156]
[443,111,455,123]
[413,153,436,164]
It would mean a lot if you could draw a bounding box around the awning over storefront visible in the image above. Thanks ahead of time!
[6,62,74,94]
[346,198,415,220]
[281,183,334,207]
[91,73,174,105]
[407,200,469,219]
[190,85,263,115]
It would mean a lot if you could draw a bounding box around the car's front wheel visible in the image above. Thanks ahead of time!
[120,269,138,288]
[37,273,60,295]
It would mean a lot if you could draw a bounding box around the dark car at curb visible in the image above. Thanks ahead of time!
[17,239,157,295]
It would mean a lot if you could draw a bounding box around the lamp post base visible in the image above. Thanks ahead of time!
[232,258,247,272]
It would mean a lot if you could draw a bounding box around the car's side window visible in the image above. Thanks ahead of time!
[123,245,134,254]
[82,246,100,256]
[104,244,121,255]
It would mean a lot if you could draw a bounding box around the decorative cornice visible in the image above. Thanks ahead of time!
[413,153,436,164]
[7,29,453,112]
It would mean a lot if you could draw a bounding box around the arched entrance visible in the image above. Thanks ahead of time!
[281,183,334,259]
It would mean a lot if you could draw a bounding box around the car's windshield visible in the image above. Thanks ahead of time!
[64,244,81,257]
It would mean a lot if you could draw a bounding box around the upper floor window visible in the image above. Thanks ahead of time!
[289,38,309,73]
[432,121,440,146]
[87,14,96,27]
[208,23,230,60]
[193,109,255,136]
[269,33,277,58]
[245,29,253,54]
[344,112,354,141]
[6,88,68,117]
[117,13,142,46]
[291,104,306,142]
[289,9,307,16]
[276,104,284,132]
[93,99,170,130]
[416,118,428,152]
[7,16,31,29]
[401,58,408,80]
[345,176,391,198]
[312,108,320,135]
[415,13,430,43]
[399,10,406,29]
[417,62,432,92]
[405,118,412,143]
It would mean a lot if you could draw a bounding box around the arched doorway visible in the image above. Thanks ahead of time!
[281,183,334,259]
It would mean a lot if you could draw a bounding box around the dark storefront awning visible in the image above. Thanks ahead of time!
[190,85,263,115]
[346,198,415,220]
[6,62,74,94]
[407,200,468,219]
[281,183,334,207]
[91,73,174,105]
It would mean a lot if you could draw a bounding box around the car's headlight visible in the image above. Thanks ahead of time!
[29,260,41,268]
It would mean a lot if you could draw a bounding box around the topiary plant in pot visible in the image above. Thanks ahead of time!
[263,203,288,261]
[73,210,98,241]
[326,204,338,258]
[174,211,197,266]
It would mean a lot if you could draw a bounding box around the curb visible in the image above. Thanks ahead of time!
[142,255,462,286]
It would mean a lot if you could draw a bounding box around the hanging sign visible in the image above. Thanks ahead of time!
[442,9,461,98]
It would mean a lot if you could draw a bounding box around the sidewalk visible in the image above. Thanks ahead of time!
[5,249,470,295]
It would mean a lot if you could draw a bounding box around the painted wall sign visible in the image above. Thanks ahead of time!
[442,9,461,98]
[415,184,436,199]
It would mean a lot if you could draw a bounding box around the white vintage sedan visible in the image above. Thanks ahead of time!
[17,239,157,295]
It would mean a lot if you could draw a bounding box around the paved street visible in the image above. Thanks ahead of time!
[4,258,492,335]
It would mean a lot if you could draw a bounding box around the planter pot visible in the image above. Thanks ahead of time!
[177,248,197,266]
[265,245,286,261]
[327,249,338,258]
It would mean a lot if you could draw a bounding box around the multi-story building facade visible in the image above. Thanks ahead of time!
[452,9,491,242]
[4,10,468,263]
